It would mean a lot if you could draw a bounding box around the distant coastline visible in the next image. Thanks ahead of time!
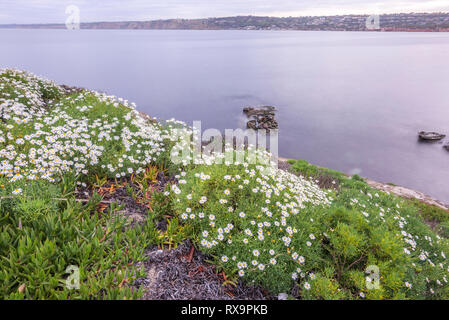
[1,12,449,32]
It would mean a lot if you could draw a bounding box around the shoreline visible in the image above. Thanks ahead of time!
[2,12,449,32]
[278,156,449,211]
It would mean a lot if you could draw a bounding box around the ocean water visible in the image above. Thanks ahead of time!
[1,29,448,202]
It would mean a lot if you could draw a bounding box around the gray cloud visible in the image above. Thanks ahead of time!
[0,0,448,24]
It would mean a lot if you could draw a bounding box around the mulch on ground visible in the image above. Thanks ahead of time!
[136,242,269,300]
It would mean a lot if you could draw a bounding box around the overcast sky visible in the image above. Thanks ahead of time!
[1,0,448,24]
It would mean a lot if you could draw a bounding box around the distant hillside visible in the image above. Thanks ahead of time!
[2,13,449,31]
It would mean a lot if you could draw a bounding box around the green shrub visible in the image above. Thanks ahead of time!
[440,222,449,238]
[407,199,449,237]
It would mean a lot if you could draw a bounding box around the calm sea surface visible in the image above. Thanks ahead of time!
[1,29,448,202]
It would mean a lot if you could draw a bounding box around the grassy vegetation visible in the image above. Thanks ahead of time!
[0,179,158,299]
[408,199,449,238]
[1,69,448,300]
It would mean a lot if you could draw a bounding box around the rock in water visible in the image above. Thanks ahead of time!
[418,131,446,141]
[243,106,278,131]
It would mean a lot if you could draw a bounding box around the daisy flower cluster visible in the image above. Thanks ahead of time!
[0,69,189,187]
[171,160,332,293]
